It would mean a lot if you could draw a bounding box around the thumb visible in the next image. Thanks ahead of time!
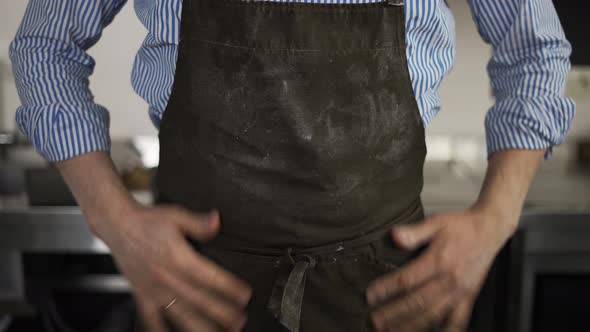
[391,216,443,250]
[176,208,221,241]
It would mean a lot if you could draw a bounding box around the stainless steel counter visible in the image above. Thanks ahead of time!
[0,208,107,253]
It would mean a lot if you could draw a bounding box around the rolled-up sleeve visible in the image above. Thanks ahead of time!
[9,0,127,161]
[467,0,576,158]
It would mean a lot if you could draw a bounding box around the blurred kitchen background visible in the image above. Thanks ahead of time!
[0,1,589,332]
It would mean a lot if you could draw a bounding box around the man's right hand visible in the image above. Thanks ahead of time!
[95,205,252,332]
[54,152,251,332]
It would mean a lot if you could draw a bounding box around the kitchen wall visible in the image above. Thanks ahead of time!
[0,0,588,141]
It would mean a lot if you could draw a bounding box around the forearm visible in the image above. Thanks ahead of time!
[472,149,545,240]
[55,152,139,234]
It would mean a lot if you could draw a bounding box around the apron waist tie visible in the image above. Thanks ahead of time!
[268,249,316,332]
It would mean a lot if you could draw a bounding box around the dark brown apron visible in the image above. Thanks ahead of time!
[154,0,427,331]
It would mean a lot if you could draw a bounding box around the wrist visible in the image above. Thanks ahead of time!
[469,201,520,244]
[469,149,542,244]
[85,191,142,238]
[53,152,143,238]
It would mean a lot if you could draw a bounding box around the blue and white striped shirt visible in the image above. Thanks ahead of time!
[10,0,575,161]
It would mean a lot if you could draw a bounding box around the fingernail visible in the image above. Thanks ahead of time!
[366,289,375,305]
[367,291,375,305]
[234,315,247,332]
[397,230,412,244]
[206,210,217,225]
[371,312,384,331]
[239,288,252,306]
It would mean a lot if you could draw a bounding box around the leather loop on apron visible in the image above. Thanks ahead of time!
[267,249,315,332]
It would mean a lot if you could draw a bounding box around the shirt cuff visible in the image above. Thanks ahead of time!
[484,97,575,160]
[16,103,111,162]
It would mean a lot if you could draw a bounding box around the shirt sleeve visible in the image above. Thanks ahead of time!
[467,0,576,158]
[9,0,128,161]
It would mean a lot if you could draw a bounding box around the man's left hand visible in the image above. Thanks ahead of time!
[366,207,517,332]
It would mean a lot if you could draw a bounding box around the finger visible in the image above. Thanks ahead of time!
[367,249,440,306]
[371,276,453,331]
[173,240,252,305]
[444,298,474,332]
[136,298,167,332]
[173,207,220,241]
[391,216,443,250]
[157,266,247,331]
[164,300,220,332]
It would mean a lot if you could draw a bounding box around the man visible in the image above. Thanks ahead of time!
[10,0,574,331]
